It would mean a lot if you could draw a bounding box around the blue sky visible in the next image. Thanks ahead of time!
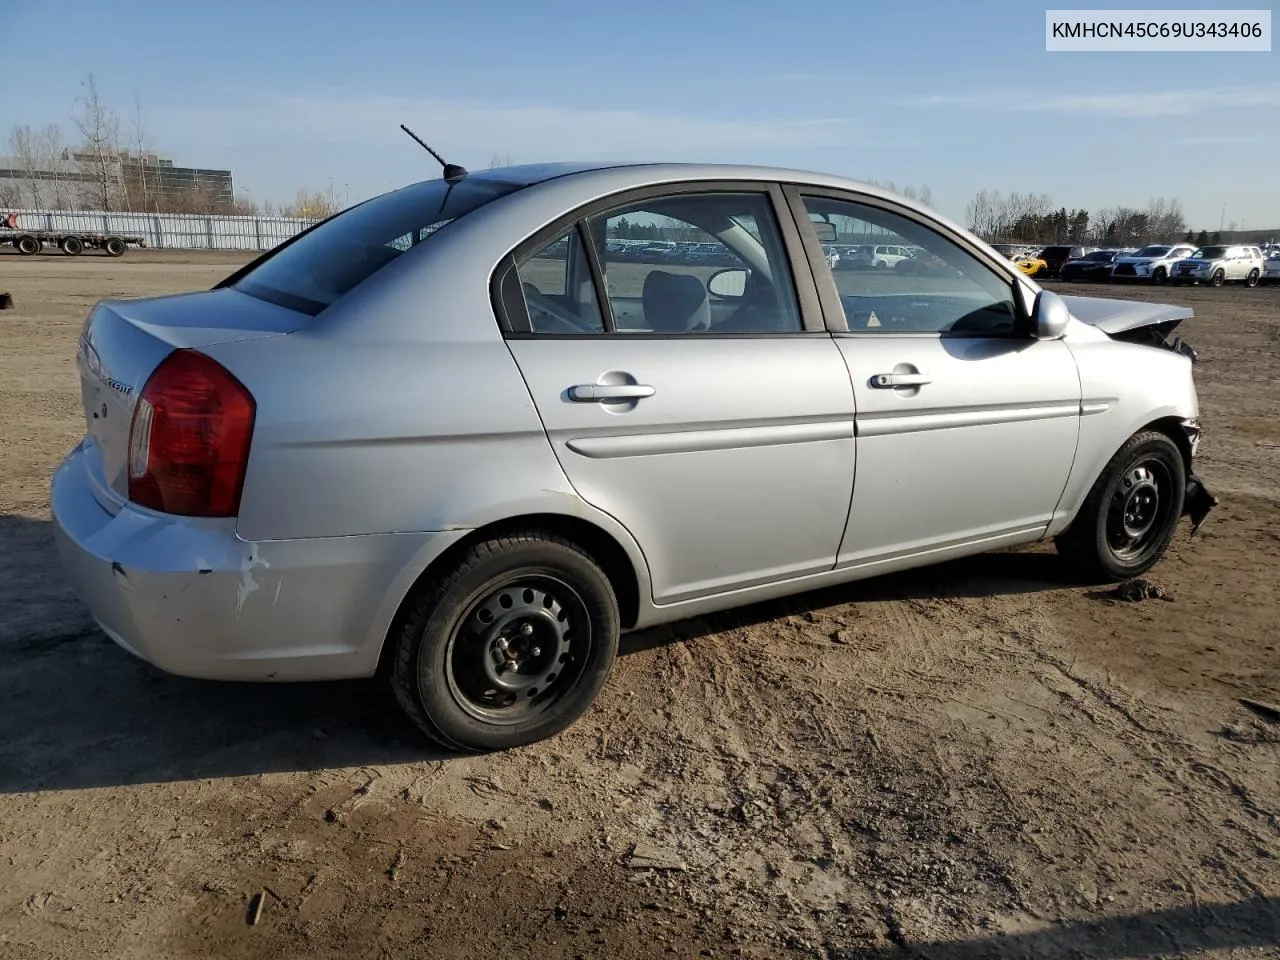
[3,0,1278,229]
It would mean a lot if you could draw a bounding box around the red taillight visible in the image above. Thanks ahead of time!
[127,349,256,517]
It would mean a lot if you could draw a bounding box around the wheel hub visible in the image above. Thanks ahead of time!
[1118,467,1160,539]
[1107,461,1168,560]
[460,583,574,710]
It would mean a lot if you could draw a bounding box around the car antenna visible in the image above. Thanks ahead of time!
[400,124,468,182]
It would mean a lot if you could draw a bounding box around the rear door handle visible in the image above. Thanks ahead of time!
[567,383,656,402]
[870,373,931,388]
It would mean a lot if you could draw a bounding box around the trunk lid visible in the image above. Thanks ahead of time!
[76,288,303,500]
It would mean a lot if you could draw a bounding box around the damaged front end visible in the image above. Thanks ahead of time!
[1179,418,1219,536]
[1062,295,1218,532]
[1060,294,1200,361]
[1110,319,1200,362]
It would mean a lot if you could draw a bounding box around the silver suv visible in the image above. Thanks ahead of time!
[1171,244,1266,287]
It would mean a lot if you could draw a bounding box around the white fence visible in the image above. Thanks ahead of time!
[5,208,320,252]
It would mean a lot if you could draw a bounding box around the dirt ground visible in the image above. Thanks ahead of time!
[1,249,1278,960]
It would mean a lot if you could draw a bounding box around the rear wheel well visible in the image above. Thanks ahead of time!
[375,514,642,679]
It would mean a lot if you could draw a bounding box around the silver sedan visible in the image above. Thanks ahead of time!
[51,161,1216,752]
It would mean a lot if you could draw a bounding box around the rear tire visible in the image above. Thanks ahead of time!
[104,237,126,257]
[60,236,84,256]
[391,532,620,753]
[15,235,40,255]
[1055,431,1186,581]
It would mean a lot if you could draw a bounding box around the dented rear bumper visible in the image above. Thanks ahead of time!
[49,442,461,681]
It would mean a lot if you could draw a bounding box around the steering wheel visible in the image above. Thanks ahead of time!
[523,284,601,334]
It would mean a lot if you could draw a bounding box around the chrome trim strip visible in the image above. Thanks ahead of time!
[565,419,853,459]
[856,402,1079,438]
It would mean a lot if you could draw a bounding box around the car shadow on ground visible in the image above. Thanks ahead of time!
[1,514,1085,794]
[621,549,1079,657]
[839,896,1280,959]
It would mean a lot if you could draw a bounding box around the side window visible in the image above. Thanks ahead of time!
[801,195,1018,336]
[584,192,803,334]
[515,228,605,334]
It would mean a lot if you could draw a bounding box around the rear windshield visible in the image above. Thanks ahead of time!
[230,177,522,315]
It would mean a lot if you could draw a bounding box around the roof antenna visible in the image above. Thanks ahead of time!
[400,124,468,182]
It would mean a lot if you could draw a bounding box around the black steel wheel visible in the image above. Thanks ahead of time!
[104,237,126,257]
[1056,430,1186,580]
[391,532,620,752]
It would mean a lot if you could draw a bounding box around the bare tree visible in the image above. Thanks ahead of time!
[39,124,73,209]
[278,184,342,219]
[9,125,47,208]
[0,180,20,208]
[129,97,154,213]
[71,74,122,210]
[487,153,515,169]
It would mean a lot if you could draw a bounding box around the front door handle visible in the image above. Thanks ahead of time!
[870,373,931,388]
[567,383,656,402]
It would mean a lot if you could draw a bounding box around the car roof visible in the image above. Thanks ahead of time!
[426,160,916,206]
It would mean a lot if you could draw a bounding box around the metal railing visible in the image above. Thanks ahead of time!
[4,208,320,251]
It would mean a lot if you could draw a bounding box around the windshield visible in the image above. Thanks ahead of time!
[1133,245,1170,257]
[1086,251,1115,261]
[230,177,522,315]
[1191,246,1227,259]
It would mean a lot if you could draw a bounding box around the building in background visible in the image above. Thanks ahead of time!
[0,150,233,213]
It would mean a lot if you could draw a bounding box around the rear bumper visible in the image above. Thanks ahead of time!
[50,443,465,681]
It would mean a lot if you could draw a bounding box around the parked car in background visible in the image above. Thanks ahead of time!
[1171,244,1266,287]
[1261,251,1280,284]
[1013,252,1048,277]
[50,159,1217,753]
[1037,245,1093,279]
[849,243,912,269]
[1061,249,1126,282]
[1109,243,1197,284]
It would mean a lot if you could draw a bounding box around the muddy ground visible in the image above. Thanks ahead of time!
[1,249,1278,959]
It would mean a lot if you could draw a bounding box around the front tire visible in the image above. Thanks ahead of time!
[1210,269,1225,287]
[391,532,620,752]
[1246,269,1260,288]
[1056,431,1186,581]
[1152,267,1167,284]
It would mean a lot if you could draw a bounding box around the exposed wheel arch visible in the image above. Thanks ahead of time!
[376,513,643,679]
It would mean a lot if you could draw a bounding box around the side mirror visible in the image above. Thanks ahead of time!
[707,267,748,299]
[1032,289,1071,340]
[810,221,837,243]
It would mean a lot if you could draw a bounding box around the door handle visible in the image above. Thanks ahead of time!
[870,373,931,388]
[567,383,656,402]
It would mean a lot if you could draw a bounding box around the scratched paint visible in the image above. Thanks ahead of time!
[235,546,271,614]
